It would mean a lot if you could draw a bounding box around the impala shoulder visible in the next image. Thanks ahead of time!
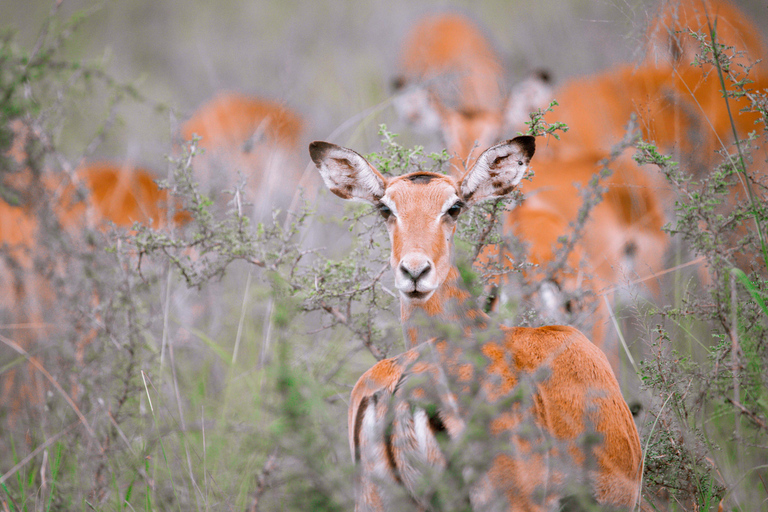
[500,324,612,372]
[351,348,420,399]
[347,347,423,460]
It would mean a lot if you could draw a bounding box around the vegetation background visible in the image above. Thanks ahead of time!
[13,0,768,165]
[1,0,767,510]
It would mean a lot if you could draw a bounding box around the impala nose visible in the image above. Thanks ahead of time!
[399,260,432,283]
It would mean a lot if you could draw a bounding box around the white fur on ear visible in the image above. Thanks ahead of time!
[459,136,535,205]
[504,72,553,133]
[392,85,444,135]
[309,142,386,203]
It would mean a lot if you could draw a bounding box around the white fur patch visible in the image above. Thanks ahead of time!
[439,194,461,217]
[380,195,399,218]
[459,139,532,204]
[312,143,386,203]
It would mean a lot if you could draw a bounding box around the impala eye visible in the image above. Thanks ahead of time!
[378,204,393,220]
[446,201,464,220]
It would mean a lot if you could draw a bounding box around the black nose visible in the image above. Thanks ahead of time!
[399,261,432,282]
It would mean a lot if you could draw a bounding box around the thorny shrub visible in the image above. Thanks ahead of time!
[634,22,768,511]
[3,4,768,512]
[0,6,179,509]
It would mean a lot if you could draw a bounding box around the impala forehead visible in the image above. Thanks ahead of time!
[383,174,459,217]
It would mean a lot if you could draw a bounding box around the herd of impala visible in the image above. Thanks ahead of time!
[2,0,766,509]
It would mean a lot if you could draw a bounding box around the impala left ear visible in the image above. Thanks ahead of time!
[391,81,444,135]
[309,141,387,203]
[458,136,535,205]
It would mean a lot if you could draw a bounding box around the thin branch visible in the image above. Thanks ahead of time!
[0,333,98,440]
[0,422,78,485]
[247,449,279,512]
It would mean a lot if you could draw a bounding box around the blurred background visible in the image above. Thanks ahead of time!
[12,0,768,165]
[2,0,768,510]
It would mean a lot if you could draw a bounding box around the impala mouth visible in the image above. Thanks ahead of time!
[403,290,433,301]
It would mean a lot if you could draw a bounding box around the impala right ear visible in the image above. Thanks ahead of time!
[458,136,535,205]
[309,141,387,203]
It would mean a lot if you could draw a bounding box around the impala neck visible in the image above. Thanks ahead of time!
[400,266,486,349]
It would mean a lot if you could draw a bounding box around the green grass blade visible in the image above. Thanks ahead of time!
[731,268,768,316]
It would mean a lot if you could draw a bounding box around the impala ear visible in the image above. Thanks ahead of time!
[391,80,444,135]
[458,136,535,205]
[309,141,387,203]
[504,70,554,132]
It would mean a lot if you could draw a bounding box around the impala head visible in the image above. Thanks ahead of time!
[393,72,551,172]
[309,136,535,308]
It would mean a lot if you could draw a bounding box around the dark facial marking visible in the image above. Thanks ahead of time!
[406,173,437,184]
[457,108,484,119]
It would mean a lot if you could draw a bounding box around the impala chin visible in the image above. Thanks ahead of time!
[395,278,438,303]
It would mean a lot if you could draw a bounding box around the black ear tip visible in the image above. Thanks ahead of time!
[309,141,333,164]
[391,75,407,91]
[510,135,536,158]
[535,68,552,83]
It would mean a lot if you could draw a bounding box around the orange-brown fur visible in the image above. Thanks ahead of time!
[394,14,508,169]
[59,162,189,229]
[397,13,504,113]
[180,92,305,209]
[311,139,642,511]
[395,1,767,361]
[1,148,187,425]
[348,274,643,511]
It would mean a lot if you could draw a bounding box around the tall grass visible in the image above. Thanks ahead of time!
[1,2,767,511]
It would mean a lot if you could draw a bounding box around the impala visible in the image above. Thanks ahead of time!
[57,162,190,229]
[391,13,670,359]
[644,0,765,76]
[181,92,305,216]
[310,137,642,511]
[392,13,552,170]
[1,156,188,423]
[392,2,768,356]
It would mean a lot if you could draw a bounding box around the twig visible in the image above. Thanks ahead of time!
[597,256,706,297]
[604,296,639,374]
[247,449,279,512]
[705,11,768,267]
[0,333,98,440]
[0,422,77,485]
[320,300,348,324]
[725,397,767,431]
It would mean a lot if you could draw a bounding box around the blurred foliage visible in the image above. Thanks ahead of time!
[2,2,768,511]
[633,25,768,511]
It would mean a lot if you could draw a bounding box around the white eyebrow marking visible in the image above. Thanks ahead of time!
[380,195,398,218]
[438,194,461,219]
